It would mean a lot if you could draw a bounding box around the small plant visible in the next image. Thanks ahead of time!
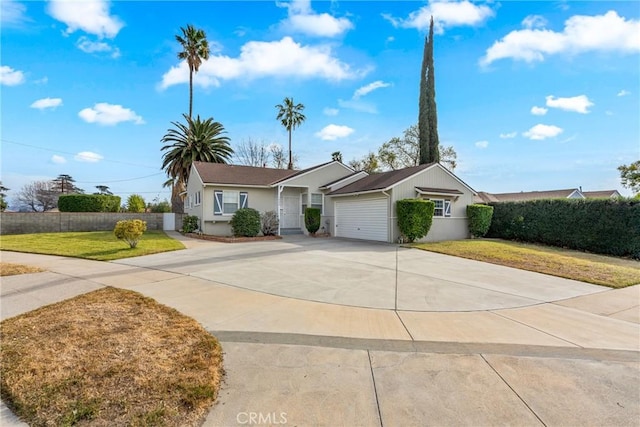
[467,204,494,238]
[230,208,261,237]
[304,207,321,235]
[149,200,171,213]
[113,219,147,248]
[126,194,146,213]
[397,199,435,243]
[261,210,279,236]
[182,215,199,233]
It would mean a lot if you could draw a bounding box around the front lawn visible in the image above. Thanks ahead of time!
[0,287,224,427]
[413,239,640,288]
[0,231,185,261]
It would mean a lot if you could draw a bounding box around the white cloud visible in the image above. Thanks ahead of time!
[47,0,123,38]
[74,151,103,163]
[499,131,517,139]
[481,11,640,66]
[338,98,377,114]
[278,0,353,37]
[33,76,48,85]
[76,36,120,58]
[51,155,66,164]
[30,97,63,110]
[315,124,354,141]
[530,106,548,116]
[0,65,25,86]
[523,124,563,140]
[545,95,594,114]
[617,89,630,97]
[475,140,489,149]
[383,0,494,34]
[323,107,339,116]
[353,80,391,99]
[1,0,29,25]
[522,15,548,29]
[160,36,363,89]
[78,103,144,125]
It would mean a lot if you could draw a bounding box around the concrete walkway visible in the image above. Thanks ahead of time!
[1,234,639,426]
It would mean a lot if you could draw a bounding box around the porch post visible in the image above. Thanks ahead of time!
[277,185,283,235]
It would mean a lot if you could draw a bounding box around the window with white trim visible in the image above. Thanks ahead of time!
[429,199,452,218]
[214,190,248,215]
[311,193,323,214]
[194,191,201,206]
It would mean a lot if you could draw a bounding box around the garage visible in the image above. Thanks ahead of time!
[335,198,389,242]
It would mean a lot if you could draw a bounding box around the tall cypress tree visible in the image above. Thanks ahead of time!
[418,16,440,164]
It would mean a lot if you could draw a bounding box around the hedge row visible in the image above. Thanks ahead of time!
[58,194,121,212]
[487,199,640,258]
[397,199,435,243]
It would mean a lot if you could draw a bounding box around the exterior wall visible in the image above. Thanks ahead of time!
[0,212,166,235]
[184,166,205,224]
[389,166,474,242]
[201,186,277,236]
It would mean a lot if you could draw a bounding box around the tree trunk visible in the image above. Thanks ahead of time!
[287,128,293,170]
[189,70,193,118]
[170,183,184,214]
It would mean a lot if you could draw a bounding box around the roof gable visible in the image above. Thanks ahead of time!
[192,162,296,186]
[272,161,353,186]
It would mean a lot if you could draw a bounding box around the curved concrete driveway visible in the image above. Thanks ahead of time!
[115,235,606,312]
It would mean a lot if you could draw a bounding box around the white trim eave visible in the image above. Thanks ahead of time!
[191,164,205,186]
[273,161,353,186]
[319,171,369,190]
[329,188,390,198]
[568,189,586,199]
[202,183,272,189]
[415,188,463,198]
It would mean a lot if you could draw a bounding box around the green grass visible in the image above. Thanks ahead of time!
[0,231,185,261]
[412,239,640,288]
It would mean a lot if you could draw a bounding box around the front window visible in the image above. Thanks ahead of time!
[311,193,323,213]
[223,191,239,214]
[214,190,248,215]
[433,199,444,217]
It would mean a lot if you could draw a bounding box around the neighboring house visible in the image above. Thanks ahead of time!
[185,161,477,242]
[475,188,622,203]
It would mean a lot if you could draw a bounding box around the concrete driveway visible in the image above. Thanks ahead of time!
[2,234,639,426]
[114,235,606,311]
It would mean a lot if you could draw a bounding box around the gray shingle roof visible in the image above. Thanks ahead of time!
[484,189,581,202]
[583,190,620,198]
[193,162,296,186]
[329,163,435,195]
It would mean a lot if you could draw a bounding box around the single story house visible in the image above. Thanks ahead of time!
[475,188,622,203]
[185,160,477,243]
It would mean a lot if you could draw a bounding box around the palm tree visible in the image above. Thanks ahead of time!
[176,24,210,118]
[161,114,233,212]
[275,97,306,170]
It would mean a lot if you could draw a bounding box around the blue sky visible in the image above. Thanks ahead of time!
[1,0,639,206]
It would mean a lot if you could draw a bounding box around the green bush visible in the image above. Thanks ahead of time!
[126,194,146,213]
[58,194,121,212]
[304,207,321,235]
[397,199,435,243]
[230,208,261,237]
[261,210,279,236]
[467,204,494,238]
[150,200,171,213]
[113,219,147,248]
[182,215,199,233]
[487,199,640,258]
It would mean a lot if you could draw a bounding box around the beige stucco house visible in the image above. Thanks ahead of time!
[185,161,477,243]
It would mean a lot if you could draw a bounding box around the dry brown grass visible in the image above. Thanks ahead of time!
[413,239,640,288]
[0,287,224,426]
[0,262,44,276]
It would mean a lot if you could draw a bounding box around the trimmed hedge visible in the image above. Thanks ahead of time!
[230,208,261,237]
[397,199,435,243]
[304,207,321,235]
[182,215,199,233]
[487,199,640,258]
[58,194,121,212]
[467,204,494,238]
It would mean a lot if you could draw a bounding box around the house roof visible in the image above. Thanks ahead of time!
[583,190,621,198]
[193,162,296,186]
[271,161,342,185]
[319,170,368,189]
[475,191,500,203]
[328,163,436,195]
[483,188,583,202]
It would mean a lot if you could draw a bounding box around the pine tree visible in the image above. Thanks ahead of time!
[418,16,440,164]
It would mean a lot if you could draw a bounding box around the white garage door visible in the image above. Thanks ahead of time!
[335,198,388,242]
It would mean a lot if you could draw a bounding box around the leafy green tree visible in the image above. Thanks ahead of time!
[161,114,233,212]
[418,16,440,164]
[331,151,343,162]
[95,185,112,195]
[0,182,8,211]
[176,24,210,118]
[52,174,82,194]
[618,161,640,194]
[149,200,172,213]
[275,97,306,170]
[126,194,146,213]
[378,125,456,172]
[348,152,380,174]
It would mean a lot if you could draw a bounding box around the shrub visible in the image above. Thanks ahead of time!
[487,199,640,258]
[230,208,261,237]
[467,204,494,238]
[182,215,199,233]
[397,199,435,243]
[58,194,121,212]
[149,200,171,213]
[261,210,279,236]
[113,219,147,248]
[304,207,321,235]
[126,194,146,213]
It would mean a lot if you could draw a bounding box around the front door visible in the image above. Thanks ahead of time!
[281,196,300,228]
